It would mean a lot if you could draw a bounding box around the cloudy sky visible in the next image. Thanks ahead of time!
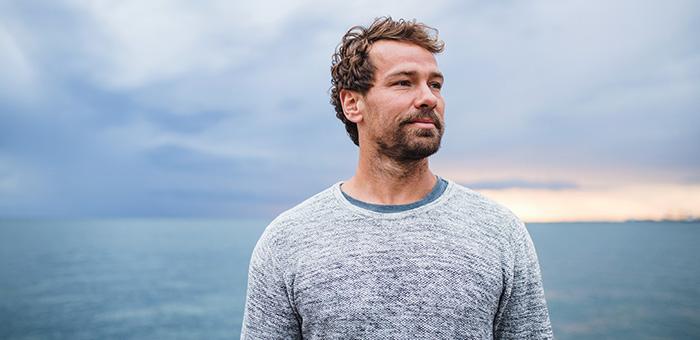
[1,0,698,221]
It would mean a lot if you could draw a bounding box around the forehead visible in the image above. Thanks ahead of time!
[368,40,439,77]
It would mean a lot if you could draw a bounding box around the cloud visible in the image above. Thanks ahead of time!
[463,179,579,191]
[70,0,292,89]
[436,0,700,172]
[0,0,698,219]
[0,24,36,101]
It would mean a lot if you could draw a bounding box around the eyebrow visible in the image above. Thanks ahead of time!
[386,70,444,81]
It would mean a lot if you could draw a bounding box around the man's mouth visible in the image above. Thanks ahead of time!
[400,110,442,130]
[411,118,434,124]
[410,118,435,128]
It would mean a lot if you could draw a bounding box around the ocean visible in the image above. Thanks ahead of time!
[0,219,698,339]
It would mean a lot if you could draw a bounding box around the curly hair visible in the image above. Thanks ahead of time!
[330,17,445,146]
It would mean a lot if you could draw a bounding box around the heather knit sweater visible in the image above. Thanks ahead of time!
[241,179,553,339]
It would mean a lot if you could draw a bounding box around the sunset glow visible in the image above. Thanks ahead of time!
[478,184,700,223]
[436,164,700,222]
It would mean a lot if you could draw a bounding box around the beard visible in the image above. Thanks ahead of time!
[375,109,444,162]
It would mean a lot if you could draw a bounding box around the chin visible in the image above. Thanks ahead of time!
[400,140,442,160]
[375,129,443,161]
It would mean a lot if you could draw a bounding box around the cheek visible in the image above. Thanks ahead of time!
[364,92,410,125]
[437,98,446,115]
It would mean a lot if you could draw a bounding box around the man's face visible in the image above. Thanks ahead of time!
[359,40,445,162]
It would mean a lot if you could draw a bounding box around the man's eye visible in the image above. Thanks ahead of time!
[430,82,443,90]
[395,80,411,87]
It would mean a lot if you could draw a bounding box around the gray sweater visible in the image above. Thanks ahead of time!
[241,179,553,339]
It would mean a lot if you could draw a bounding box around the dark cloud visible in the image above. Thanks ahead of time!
[1,1,698,217]
[463,179,579,191]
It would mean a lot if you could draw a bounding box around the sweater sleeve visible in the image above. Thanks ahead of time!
[240,228,302,340]
[493,221,554,339]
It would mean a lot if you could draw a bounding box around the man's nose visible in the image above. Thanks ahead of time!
[414,83,438,109]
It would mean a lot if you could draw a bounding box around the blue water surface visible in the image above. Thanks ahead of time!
[0,219,698,339]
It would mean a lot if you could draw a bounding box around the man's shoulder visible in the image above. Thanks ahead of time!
[444,180,528,241]
[262,183,340,239]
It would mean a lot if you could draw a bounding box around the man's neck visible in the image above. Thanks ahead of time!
[342,147,437,205]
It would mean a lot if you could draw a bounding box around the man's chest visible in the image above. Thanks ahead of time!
[288,227,506,334]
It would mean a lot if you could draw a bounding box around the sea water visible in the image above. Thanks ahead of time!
[0,219,698,339]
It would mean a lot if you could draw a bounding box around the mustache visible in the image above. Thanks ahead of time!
[399,108,443,130]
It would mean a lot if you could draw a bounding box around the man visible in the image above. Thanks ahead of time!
[241,17,553,339]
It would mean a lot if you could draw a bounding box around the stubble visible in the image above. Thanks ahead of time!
[375,109,445,163]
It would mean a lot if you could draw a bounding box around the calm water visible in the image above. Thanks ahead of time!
[0,219,698,339]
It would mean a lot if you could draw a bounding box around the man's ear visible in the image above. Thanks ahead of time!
[339,89,363,123]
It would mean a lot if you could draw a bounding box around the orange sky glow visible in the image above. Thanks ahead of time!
[436,163,700,223]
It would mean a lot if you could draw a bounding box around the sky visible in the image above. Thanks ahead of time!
[1,0,699,222]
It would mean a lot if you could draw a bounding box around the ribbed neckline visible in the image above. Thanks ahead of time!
[340,177,448,213]
[332,178,456,219]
